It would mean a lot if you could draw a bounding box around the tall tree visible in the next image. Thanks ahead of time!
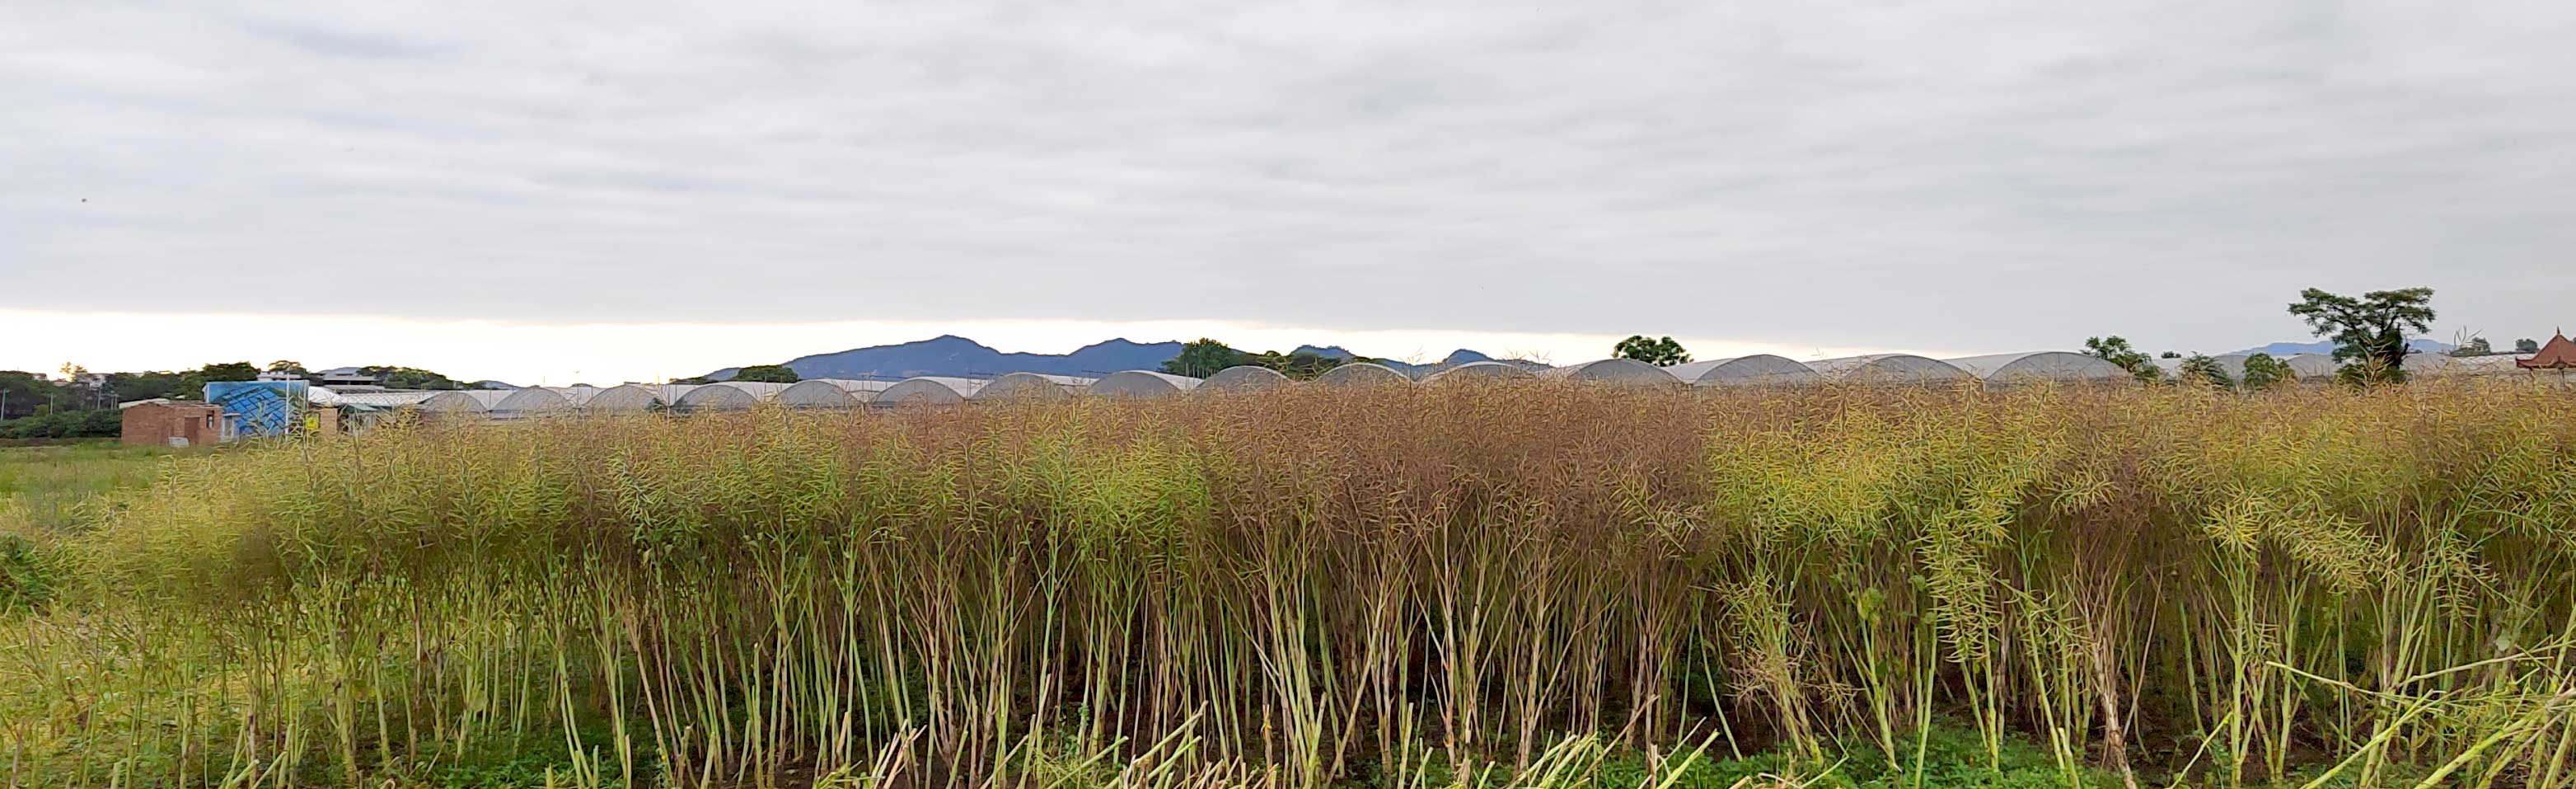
[2516,338,2541,355]
[1613,336,1691,367]
[2239,353,2293,390]
[267,360,309,377]
[731,364,801,383]
[2082,336,2161,383]
[1162,339,1244,378]
[2175,355,2233,388]
[2288,287,2434,384]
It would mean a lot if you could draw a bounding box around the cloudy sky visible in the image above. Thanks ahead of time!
[5,1,2572,383]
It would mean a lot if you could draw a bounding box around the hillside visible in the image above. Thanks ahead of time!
[707,336,1529,381]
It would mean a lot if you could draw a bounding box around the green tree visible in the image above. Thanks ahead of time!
[2448,337,2491,357]
[106,371,186,402]
[266,360,309,377]
[0,408,118,439]
[2516,338,2541,355]
[2176,355,2233,388]
[358,366,461,390]
[2082,336,2161,383]
[0,372,58,420]
[1240,350,1340,381]
[1612,336,1691,367]
[2288,287,2434,384]
[195,362,260,383]
[2239,353,2293,390]
[175,362,262,400]
[1162,339,1245,378]
[731,364,801,383]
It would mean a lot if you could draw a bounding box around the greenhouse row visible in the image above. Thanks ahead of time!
[296,349,2544,420]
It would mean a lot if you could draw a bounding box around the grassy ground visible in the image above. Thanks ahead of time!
[0,441,190,531]
[0,441,199,609]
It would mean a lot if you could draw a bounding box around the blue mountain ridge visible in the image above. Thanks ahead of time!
[695,336,2438,384]
[2225,339,2455,357]
[705,336,1528,382]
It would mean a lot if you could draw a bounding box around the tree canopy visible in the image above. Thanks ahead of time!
[731,364,801,383]
[1612,336,1691,367]
[1161,340,1346,380]
[1161,339,1243,378]
[2082,336,2161,383]
[356,366,462,390]
[2288,287,2433,384]
[2239,353,2293,390]
[2174,355,2232,389]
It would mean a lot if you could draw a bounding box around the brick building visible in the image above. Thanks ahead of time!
[120,399,222,447]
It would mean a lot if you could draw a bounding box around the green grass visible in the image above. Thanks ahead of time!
[0,441,197,608]
[0,441,190,531]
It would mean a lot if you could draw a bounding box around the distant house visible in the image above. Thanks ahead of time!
[119,399,221,447]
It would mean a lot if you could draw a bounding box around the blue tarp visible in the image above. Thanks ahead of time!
[205,381,307,438]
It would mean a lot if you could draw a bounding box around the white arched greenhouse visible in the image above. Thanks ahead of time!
[419,389,510,416]
[2284,355,2343,381]
[674,382,791,412]
[1539,359,1681,387]
[875,377,982,406]
[1315,362,1410,387]
[973,373,1091,402]
[775,379,897,409]
[1201,365,1291,392]
[490,386,601,418]
[1089,370,1201,398]
[1665,355,1819,387]
[1943,352,2132,386]
[584,384,697,414]
[1421,361,1538,384]
[2402,353,2465,377]
[1807,355,1970,385]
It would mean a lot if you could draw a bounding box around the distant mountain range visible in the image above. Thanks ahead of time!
[702,336,1537,382]
[681,335,2463,386]
[2226,339,2455,357]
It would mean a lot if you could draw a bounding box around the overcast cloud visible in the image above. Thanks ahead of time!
[6,0,2574,364]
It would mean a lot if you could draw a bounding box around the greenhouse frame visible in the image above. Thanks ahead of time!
[1089,370,1202,398]
[674,382,791,412]
[973,373,1091,402]
[584,383,696,414]
[417,390,510,416]
[490,386,601,417]
[1315,362,1410,387]
[1663,355,1819,387]
[1943,352,2132,386]
[875,377,981,406]
[1421,361,1537,384]
[1539,359,1680,386]
[1201,365,1291,392]
[1807,355,1970,385]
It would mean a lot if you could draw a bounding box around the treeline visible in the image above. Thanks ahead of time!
[1159,338,1371,378]
[2,360,468,439]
